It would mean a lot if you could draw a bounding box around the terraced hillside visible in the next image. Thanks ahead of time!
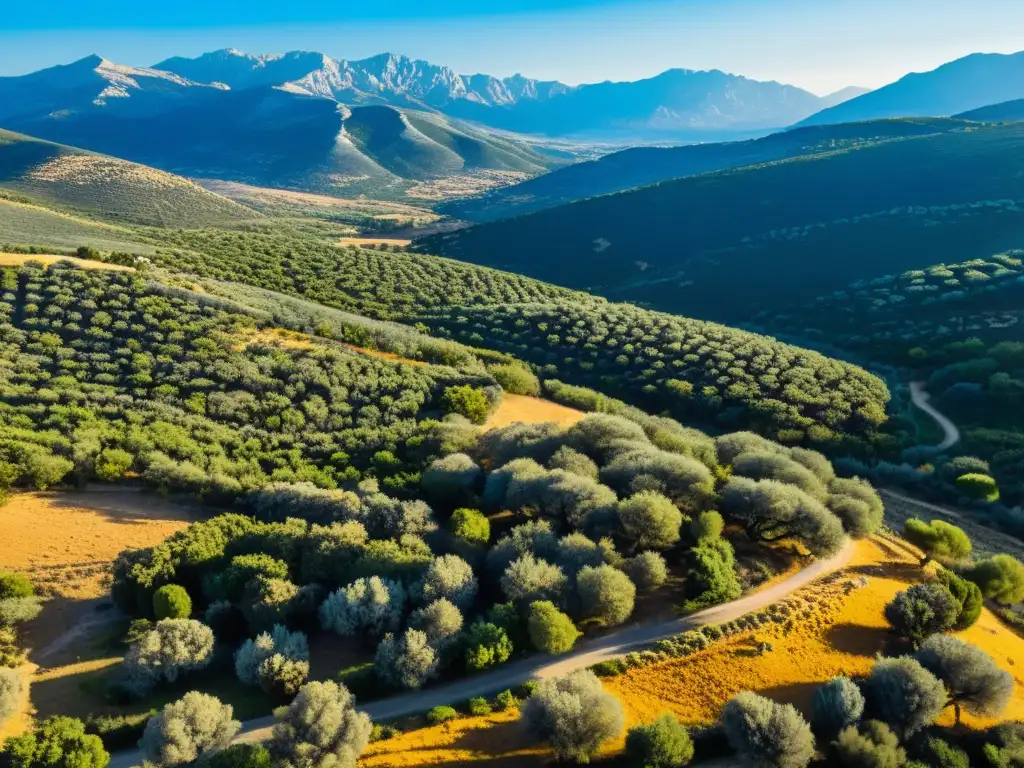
[442,118,968,222]
[420,122,1024,324]
[0,130,259,227]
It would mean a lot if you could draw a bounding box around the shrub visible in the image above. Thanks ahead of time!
[902,519,972,565]
[547,446,599,481]
[94,448,134,482]
[884,583,959,647]
[954,473,1000,502]
[318,577,406,639]
[617,491,684,552]
[241,577,299,632]
[419,555,478,611]
[914,634,1014,725]
[464,622,513,672]
[935,569,982,630]
[522,670,625,763]
[0,571,34,599]
[205,744,272,768]
[941,455,991,481]
[833,721,905,768]
[527,601,581,654]
[221,554,290,601]
[501,555,567,607]
[139,692,240,767]
[489,364,540,396]
[827,477,884,538]
[368,725,400,744]
[626,552,669,591]
[486,519,559,575]
[625,713,694,768]
[690,511,724,542]
[442,385,490,424]
[576,565,636,626]
[374,629,438,690]
[421,454,481,506]
[427,706,458,725]
[721,691,815,768]
[965,554,1024,605]
[864,657,945,738]
[468,697,492,716]
[495,689,520,711]
[152,585,192,620]
[925,738,970,768]
[123,619,214,696]
[0,667,24,727]
[0,597,43,627]
[268,681,372,768]
[812,676,865,737]
[732,451,828,502]
[409,598,464,646]
[687,538,741,607]
[450,508,490,547]
[2,715,109,768]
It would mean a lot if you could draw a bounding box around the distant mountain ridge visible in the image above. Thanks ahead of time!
[799,51,1024,126]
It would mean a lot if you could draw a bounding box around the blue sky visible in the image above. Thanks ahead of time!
[3,0,1024,94]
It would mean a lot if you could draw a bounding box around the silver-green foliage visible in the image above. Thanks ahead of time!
[522,670,625,763]
[268,681,372,768]
[139,691,240,767]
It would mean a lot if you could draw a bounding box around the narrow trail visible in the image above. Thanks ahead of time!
[109,539,854,768]
[909,380,960,451]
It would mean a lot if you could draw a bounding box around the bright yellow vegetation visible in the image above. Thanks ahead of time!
[0,253,133,271]
[484,394,585,431]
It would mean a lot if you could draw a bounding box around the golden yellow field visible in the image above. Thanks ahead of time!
[0,253,133,271]
[484,395,585,430]
[364,535,1024,767]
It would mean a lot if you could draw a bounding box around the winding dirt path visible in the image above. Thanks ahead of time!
[109,539,854,768]
[909,380,960,451]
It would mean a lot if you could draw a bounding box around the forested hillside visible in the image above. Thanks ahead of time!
[441,118,967,222]
[419,123,1024,324]
[0,131,258,227]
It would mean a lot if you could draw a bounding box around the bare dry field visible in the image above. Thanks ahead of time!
[484,395,585,430]
[404,171,533,201]
[1,489,198,666]
[338,237,413,249]
[0,253,133,271]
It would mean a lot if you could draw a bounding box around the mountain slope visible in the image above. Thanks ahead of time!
[418,122,1024,323]
[441,118,967,222]
[956,98,1024,123]
[798,51,1024,127]
[0,130,258,226]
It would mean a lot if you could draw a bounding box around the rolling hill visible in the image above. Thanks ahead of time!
[798,51,1024,127]
[418,122,1024,324]
[956,98,1024,123]
[441,118,967,222]
[0,130,258,227]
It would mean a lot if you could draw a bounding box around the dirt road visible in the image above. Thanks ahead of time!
[909,381,960,451]
[109,539,853,767]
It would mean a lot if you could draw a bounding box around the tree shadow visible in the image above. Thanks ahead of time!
[753,681,822,715]
[845,561,922,584]
[824,622,890,656]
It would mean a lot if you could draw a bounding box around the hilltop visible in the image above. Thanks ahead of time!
[0,130,258,227]
[419,122,1024,323]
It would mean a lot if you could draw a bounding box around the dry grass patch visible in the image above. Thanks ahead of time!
[0,253,133,271]
[405,171,532,201]
[338,237,413,249]
[485,395,585,431]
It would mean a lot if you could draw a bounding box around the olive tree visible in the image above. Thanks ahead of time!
[548,446,599,481]
[522,670,625,763]
[463,621,513,671]
[123,619,214,696]
[884,583,959,647]
[374,629,437,690]
[268,681,372,768]
[720,478,846,557]
[235,625,310,697]
[914,634,1014,725]
[732,452,828,502]
[449,508,490,547]
[576,565,636,626]
[318,577,405,639]
[625,713,694,768]
[139,692,240,767]
[418,554,478,610]
[811,676,865,737]
[153,585,192,620]
[827,477,884,538]
[616,491,683,552]
[721,691,815,768]
[864,657,946,738]
[903,519,972,566]
[486,520,560,576]
[626,552,668,591]
[936,569,982,630]
[601,446,714,514]
[501,554,567,607]
[421,454,481,507]
[409,598,463,646]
